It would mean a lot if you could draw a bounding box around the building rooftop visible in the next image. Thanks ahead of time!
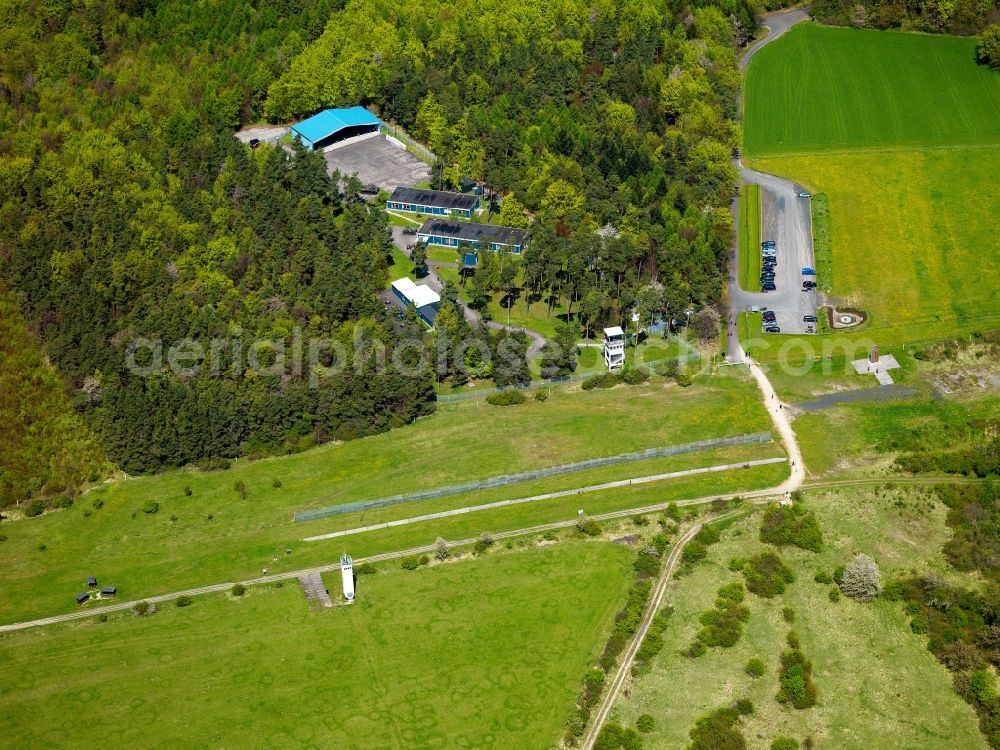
[391,277,440,309]
[604,326,625,337]
[291,107,380,144]
[417,219,526,247]
[389,187,478,212]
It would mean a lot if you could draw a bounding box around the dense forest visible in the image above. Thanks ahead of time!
[0,0,436,496]
[812,0,1000,34]
[268,0,755,323]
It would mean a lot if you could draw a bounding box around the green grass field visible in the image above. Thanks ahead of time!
[743,24,1000,349]
[612,487,987,748]
[744,25,1000,156]
[739,183,762,292]
[0,373,784,624]
[0,542,633,749]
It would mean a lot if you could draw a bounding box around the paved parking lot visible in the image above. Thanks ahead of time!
[730,166,819,339]
[324,135,430,190]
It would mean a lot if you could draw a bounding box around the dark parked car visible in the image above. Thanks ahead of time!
[762,282,776,291]
[803,315,817,323]
[802,281,817,289]
[764,326,781,333]
[248,138,261,149]
[763,311,777,322]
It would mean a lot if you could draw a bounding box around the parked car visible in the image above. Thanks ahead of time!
[802,280,817,289]
[764,326,781,333]
[802,267,816,275]
[803,315,817,323]
[762,282,776,291]
[761,240,776,249]
[248,138,261,149]
[762,312,777,322]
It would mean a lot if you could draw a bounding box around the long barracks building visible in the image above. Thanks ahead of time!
[386,187,479,218]
[416,219,526,254]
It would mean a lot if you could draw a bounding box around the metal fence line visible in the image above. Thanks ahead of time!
[293,432,772,522]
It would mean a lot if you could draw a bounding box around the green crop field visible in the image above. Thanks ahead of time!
[738,183,762,292]
[744,25,1000,156]
[0,373,785,624]
[743,24,1000,348]
[0,543,633,749]
[612,487,987,748]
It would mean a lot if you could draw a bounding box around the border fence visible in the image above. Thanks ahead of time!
[293,432,773,522]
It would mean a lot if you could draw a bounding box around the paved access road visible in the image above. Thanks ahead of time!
[727,8,816,360]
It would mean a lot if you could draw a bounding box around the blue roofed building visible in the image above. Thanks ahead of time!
[290,107,381,151]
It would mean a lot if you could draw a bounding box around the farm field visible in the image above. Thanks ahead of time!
[0,373,784,624]
[743,24,1000,348]
[611,487,987,749]
[0,543,633,749]
[744,25,1000,156]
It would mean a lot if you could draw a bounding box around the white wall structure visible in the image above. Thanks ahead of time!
[603,326,625,370]
[341,554,355,601]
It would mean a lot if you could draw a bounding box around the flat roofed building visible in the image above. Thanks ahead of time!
[416,219,526,254]
[390,277,440,327]
[290,107,381,151]
[386,187,479,218]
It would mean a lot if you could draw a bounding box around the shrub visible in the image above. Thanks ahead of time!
[142,500,159,514]
[881,579,904,601]
[96,613,108,623]
[434,537,450,560]
[183,486,192,496]
[37,543,46,551]
[776,649,818,709]
[400,556,419,570]
[782,606,796,623]
[833,564,846,584]
[686,640,707,658]
[418,554,430,566]
[695,524,721,546]
[233,480,247,500]
[231,584,246,597]
[534,388,550,402]
[176,595,193,607]
[621,367,650,385]
[355,562,376,575]
[771,738,799,750]
[760,503,823,552]
[54,495,73,509]
[25,500,45,518]
[272,479,282,489]
[486,389,527,406]
[169,514,177,522]
[594,722,642,750]
[740,551,795,598]
[132,601,150,616]
[0,534,6,543]
[839,553,882,602]
[473,531,495,554]
[814,571,832,584]
[829,587,841,602]
[675,370,694,387]
[92,498,104,509]
[687,706,744,750]
[666,502,682,521]
[636,714,655,733]
[682,541,707,563]
[735,698,754,715]
[745,658,766,678]
[577,518,602,537]
[654,358,680,378]
[634,551,660,578]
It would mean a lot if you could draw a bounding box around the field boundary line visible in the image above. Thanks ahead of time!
[293,432,773,522]
[301,457,787,542]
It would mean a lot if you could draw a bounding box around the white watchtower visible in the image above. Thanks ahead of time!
[340,554,355,602]
[603,326,625,371]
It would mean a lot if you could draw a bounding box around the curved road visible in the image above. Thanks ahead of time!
[727,7,816,359]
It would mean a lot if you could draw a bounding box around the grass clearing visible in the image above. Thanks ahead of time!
[744,24,1000,156]
[0,542,634,749]
[0,373,779,624]
[612,487,987,748]
[739,183,762,292]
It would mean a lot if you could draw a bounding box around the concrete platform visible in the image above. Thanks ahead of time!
[851,353,899,385]
[324,135,430,191]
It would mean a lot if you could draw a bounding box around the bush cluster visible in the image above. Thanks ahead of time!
[401,556,420,570]
[745,658,766,678]
[776,636,818,710]
[486,390,527,406]
[231,584,246,597]
[576,518,602,537]
[142,500,159,514]
[175,596,193,608]
[594,721,643,750]
[760,503,823,552]
[687,705,747,750]
[581,368,650,391]
[734,551,795,598]
[694,582,750,650]
[636,609,672,664]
